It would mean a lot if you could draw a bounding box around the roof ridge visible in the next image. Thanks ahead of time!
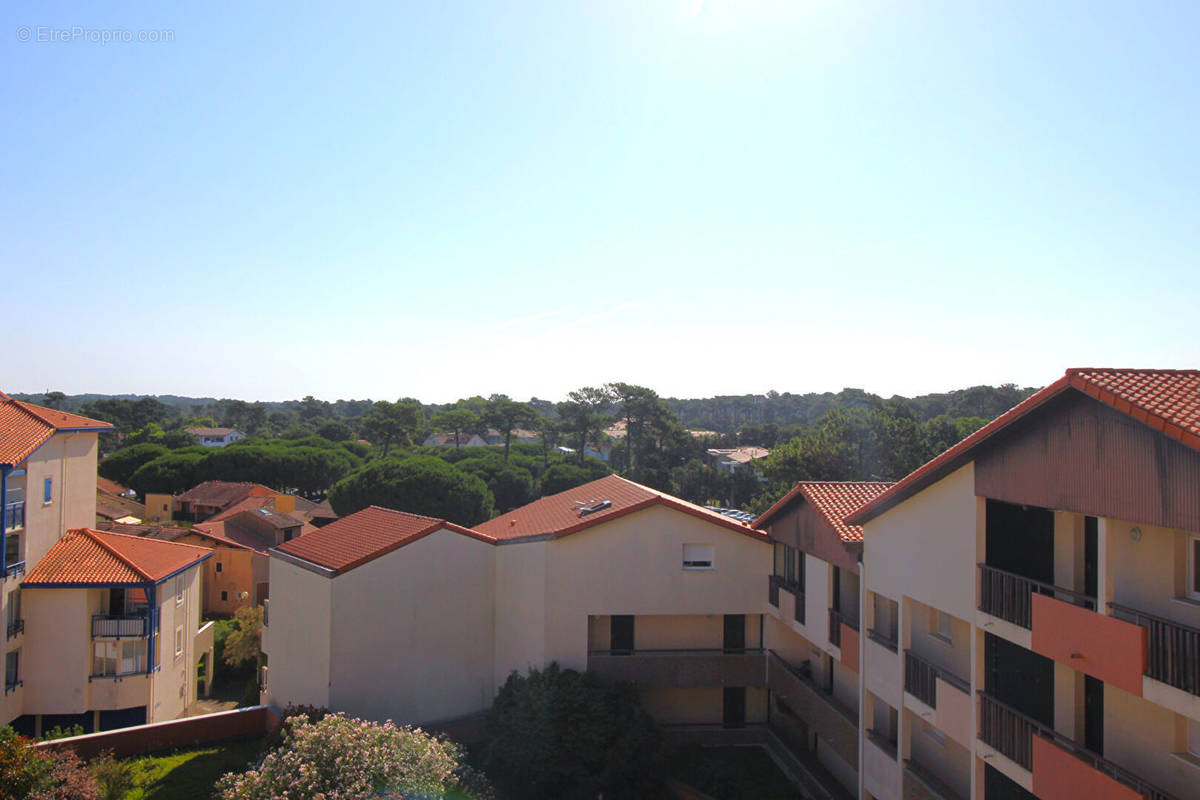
[73,528,154,582]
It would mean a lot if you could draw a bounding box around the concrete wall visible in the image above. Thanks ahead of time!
[1104,682,1200,800]
[263,557,331,710]
[493,539,547,687]
[21,588,91,714]
[151,563,202,723]
[640,686,767,726]
[330,528,496,724]
[22,432,99,566]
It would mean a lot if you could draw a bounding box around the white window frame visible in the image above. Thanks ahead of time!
[175,575,184,605]
[174,626,184,658]
[682,544,714,571]
[1188,535,1200,602]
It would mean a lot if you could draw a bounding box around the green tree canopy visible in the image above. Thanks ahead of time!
[361,400,422,457]
[481,663,665,800]
[328,456,495,526]
[485,394,537,462]
[98,443,169,486]
[430,407,482,448]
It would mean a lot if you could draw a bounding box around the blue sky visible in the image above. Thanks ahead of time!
[4,1,1198,403]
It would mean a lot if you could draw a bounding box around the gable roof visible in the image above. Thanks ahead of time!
[177,481,274,508]
[23,528,211,586]
[474,474,767,542]
[272,505,493,575]
[753,481,895,542]
[847,368,1200,526]
[0,399,112,467]
[185,427,240,437]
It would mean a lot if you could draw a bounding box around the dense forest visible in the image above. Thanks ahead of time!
[15,382,1036,525]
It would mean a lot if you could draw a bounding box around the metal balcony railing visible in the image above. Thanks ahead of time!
[91,614,150,638]
[3,680,21,695]
[3,500,24,531]
[977,563,1095,629]
[1109,602,1200,697]
[978,692,1179,800]
[5,619,23,640]
[768,574,781,606]
[867,627,898,652]
[904,649,969,708]
[2,561,25,581]
[866,728,897,760]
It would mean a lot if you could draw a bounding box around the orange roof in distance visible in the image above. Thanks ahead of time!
[23,528,211,585]
[474,474,768,542]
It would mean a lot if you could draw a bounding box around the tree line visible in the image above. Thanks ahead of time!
[44,380,1034,526]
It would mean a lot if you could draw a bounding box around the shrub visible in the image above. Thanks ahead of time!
[480,663,665,800]
[214,713,492,800]
[328,456,494,526]
[0,726,100,800]
[89,752,135,800]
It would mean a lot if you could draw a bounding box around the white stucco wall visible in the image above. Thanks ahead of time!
[862,464,979,623]
[264,557,332,710]
[329,528,496,724]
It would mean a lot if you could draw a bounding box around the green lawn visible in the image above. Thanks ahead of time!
[668,745,805,800]
[120,737,267,800]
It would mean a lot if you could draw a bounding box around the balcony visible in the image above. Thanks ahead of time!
[586,648,766,689]
[2,561,24,582]
[769,574,781,607]
[904,760,966,800]
[3,679,21,696]
[3,500,23,532]
[828,608,858,647]
[766,651,858,768]
[6,619,23,641]
[867,627,898,653]
[978,563,1095,629]
[92,614,150,639]
[904,650,969,709]
[978,692,1179,800]
[1109,603,1200,697]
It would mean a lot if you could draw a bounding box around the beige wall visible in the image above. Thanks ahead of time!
[143,493,173,524]
[151,564,202,722]
[263,557,332,710]
[863,465,978,623]
[21,588,91,714]
[328,528,496,725]
[639,686,767,726]
[1105,682,1200,800]
[493,539,548,687]
[21,432,99,567]
[905,708,971,798]
[588,613,762,651]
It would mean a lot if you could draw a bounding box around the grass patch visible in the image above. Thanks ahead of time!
[667,745,803,800]
[120,737,267,799]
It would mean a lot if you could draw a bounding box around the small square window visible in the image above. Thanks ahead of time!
[683,544,714,571]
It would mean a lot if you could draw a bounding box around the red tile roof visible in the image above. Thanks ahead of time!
[753,481,895,542]
[23,528,211,585]
[474,474,768,542]
[847,368,1200,526]
[273,506,493,575]
[177,481,275,508]
[0,399,112,466]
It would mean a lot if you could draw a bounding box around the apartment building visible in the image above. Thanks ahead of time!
[755,480,894,796]
[1,396,213,735]
[263,474,772,729]
[846,368,1200,800]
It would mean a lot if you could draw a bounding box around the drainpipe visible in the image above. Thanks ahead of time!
[146,583,157,674]
[1,465,9,575]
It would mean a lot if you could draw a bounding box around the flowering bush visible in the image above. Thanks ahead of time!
[214,713,492,800]
[0,726,99,800]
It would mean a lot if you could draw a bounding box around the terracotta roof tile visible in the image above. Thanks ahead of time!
[474,474,768,542]
[0,399,111,466]
[273,506,492,575]
[847,368,1200,526]
[23,528,211,585]
[754,481,895,542]
[177,481,274,508]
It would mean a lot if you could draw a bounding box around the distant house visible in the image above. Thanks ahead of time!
[484,428,540,446]
[174,481,276,522]
[96,476,145,525]
[421,432,488,448]
[706,446,770,476]
[185,427,245,447]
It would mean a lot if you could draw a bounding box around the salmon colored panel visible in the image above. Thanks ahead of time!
[1031,594,1145,696]
[1032,736,1142,800]
[840,624,859,672]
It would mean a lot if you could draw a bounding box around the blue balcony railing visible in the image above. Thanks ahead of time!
[6,619,23,640]
[2,561,24,581]
[91,614,150,638]
[3,501,25,532]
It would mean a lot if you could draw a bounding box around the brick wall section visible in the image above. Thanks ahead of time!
[35,706,281,760]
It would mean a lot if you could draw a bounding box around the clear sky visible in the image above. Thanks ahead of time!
[4,1,1198,403]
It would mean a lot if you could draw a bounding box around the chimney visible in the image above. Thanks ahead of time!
[274,493,296,514]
